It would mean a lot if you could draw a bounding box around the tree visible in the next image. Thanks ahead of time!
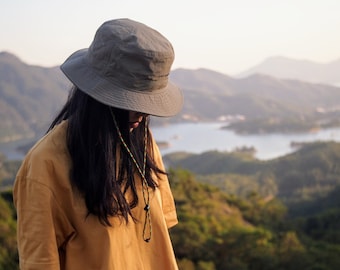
[0,193,18,270]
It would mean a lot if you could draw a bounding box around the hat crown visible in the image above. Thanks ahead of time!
[86,19,174,91]
[60,18,183,117]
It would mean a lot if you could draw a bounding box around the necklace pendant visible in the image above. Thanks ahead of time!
[144,204,150,211]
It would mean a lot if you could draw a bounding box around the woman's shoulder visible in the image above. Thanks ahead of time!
[30,121,68,159]
[18,121,71,179]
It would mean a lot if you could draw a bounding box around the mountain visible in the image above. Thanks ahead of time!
[238,56,340,86]
[170,68,340,133]
[0,51,69,142]
[2,51,340,144]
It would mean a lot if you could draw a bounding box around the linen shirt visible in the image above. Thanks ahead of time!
[13,121,178,270]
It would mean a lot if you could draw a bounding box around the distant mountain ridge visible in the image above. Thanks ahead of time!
[170,68,340,133]
[0,51,70,142]
[238,56,340,86]
[1,51,340,144]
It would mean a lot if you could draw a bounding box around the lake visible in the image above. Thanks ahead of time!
[151,122,340,160]
[2,122,340,161]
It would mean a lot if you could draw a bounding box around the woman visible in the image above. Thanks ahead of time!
[13,18,183,269]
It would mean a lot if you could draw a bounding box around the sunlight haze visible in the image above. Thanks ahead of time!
[1,0,339,75]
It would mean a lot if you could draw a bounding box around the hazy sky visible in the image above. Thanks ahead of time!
[1,0,339,75]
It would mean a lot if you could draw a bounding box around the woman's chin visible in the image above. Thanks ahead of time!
[129,122,140,131]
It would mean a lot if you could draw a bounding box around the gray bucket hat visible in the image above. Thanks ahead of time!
[60,18,183,117]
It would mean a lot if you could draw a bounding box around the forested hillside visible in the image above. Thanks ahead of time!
[169,169,340,270]
[164,141,340,207]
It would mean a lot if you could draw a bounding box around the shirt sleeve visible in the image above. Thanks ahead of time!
[13,161,73,269]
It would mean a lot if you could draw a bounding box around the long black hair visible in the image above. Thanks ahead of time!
[48,86,165,225]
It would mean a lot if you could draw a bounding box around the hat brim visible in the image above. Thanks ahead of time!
[60,49,183,117]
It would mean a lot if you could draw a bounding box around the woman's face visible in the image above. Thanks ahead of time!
[128,111,147,131]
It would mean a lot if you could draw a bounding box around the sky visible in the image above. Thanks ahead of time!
[1,0,340,76]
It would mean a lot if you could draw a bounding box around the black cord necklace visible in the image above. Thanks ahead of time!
[110,109,152,242]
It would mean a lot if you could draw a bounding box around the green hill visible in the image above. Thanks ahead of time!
[164,141,340,206]
[169,169,340,269]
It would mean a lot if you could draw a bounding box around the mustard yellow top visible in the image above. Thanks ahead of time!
[13,121,178,270]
